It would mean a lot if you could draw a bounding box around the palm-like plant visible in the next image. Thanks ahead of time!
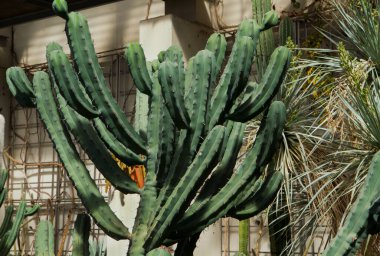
[281,0,380,250]
[258,0,380,253]
[326,0,380,69]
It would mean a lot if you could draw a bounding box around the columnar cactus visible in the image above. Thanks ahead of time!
[6,0,291,255]
[35,213,96,256]
[0,116,39,255]
[322,152,380,255]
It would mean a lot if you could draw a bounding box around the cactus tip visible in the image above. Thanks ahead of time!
[52,0,69,20]
[261,10,280,31]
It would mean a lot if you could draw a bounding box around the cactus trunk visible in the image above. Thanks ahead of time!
[6,1,291,254]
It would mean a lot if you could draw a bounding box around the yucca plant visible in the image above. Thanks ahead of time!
[281,0,380,250]
[256,0,380,254]
[323,0,380,70]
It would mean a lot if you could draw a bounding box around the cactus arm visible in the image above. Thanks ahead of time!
[72,214,91,256]
[171,177,264,240]
[172,101,286,236]
[176,51,215,178]
[6,67,36,108]
[55,93,140,194]
[238,219,249,255]
[35,220,55,256]
[230,171,283,220]
[0,169,8,207]
[0,206,13,238]
[323,151,380,256]
[252,0,276,78]
[0,188,6,207]
[231,35,255,100]
[0,169,8,188]
[228,81,258,114]
[231,176,265,212]
[163,46,186,97]
[205,33,227,81]
[158,61,190,129]
[46,47,99,118]
[184,57,195,111]
[164,46,184,64]
[146,126,226,250]
[228,46,291,122]
[129,72,162,255]
[0,201,26,255]
[32,71,131,240]
[63,11,146,155]
[177,121,244,221]
[174,232,201,256]
[187,50,215,151]
[148,129,189,230]
[260,11,280,30]
[156,107,176,188]
[279,17,294,45]
[125,43,153,95]
[154,50,218,212]
[24,204,40,216]
[52,0,69,19]
[150,59,160,73]
[92,118,144,165]
[208,33,256,130]
[46,41,143,166]
[45,42,140,192]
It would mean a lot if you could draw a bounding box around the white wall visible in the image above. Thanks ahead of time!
[14,0,165,65]
[13,0,297,65]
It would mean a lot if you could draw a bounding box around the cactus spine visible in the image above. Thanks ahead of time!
[7,1,291,255]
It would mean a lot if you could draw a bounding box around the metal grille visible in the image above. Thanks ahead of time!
[5,48,136,255]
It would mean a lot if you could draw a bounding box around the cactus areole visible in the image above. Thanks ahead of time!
[6,1,290,255]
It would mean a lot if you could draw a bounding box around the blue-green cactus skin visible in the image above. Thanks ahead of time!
[5,1,292,255]
[32,71,131,240]
[322,151,380,256]
[35,220,55,256]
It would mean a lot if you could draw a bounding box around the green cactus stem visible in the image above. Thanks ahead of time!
[125,43,153,95]
[238,220,249,255]
[65,11,146,155]
[5,1,292,254]
[322,151,380,255]
[6,67,36,108]
[46,46,99,118]
[32,71,131,240]
[228,46,291,122]
[72,213,91,256]
[231,170,283,220]
[0,169,39,255]
[279,17,294,46]
[35,220,55,256]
